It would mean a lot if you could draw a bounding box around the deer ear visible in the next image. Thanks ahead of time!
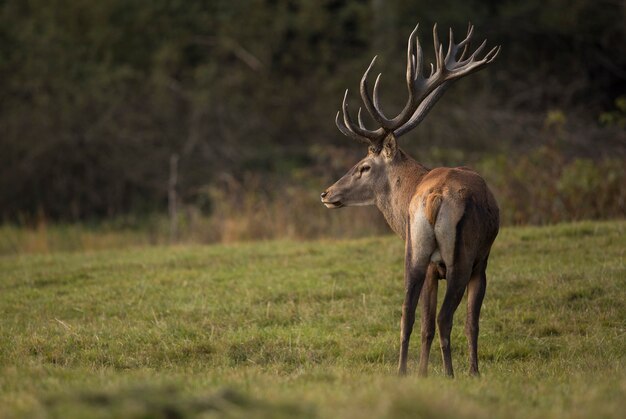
[382,134,397,160]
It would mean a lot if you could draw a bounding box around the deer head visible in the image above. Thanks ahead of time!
[321,23,499,208]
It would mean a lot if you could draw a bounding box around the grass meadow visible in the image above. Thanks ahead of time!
[0,220,625,418]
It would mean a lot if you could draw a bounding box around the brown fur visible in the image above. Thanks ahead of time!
[424,193,443,226]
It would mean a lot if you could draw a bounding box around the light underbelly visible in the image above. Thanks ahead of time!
[430,249,442,263]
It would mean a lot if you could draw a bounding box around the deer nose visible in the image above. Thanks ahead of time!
[320,191,328,199]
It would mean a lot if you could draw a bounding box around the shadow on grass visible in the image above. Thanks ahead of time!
[43,386,315,419]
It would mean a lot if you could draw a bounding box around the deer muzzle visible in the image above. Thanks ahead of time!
[320,190,344,208]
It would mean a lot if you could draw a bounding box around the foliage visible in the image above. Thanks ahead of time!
[0,143,623,252]
[0,0,625,222]
[0,221,625,418]
[600,96,626,129]
[479,150,625,225]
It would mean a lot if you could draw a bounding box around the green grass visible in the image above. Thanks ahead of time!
[0,220,625,418]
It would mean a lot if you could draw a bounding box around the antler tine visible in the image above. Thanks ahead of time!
[371,73,388,122]
[457,23,474,48]
[413,31,423,80]
[335,111,371,145]
[357,107,366,130]
[437,44,445,75]
[463,39,487,63]
[445,27,454,63]
[458,23,474,61]
[486,45,501,62]
[432,23,442,73]
[407,23,419,85]
[338,89,383,144]
[360,56,394,129]
[342,90,368,138]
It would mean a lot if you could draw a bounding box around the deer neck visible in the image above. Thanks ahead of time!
[375,150,429,240]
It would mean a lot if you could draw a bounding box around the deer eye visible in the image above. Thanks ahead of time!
[360,165,371,173]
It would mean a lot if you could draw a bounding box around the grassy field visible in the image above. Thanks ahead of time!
[0,220,625,418]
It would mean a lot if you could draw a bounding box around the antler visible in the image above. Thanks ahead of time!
[336,23,500,145]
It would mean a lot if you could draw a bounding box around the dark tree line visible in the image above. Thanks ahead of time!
[1,0,624,222]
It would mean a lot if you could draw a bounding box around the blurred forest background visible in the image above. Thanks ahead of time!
[1,0,625,246]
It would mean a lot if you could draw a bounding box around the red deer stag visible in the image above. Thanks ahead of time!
[321,23,500,377]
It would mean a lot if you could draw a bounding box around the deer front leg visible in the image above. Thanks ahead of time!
[398,263,426,376]
[418,264,439,377]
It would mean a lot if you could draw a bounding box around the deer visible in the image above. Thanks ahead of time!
[320,23,500,377]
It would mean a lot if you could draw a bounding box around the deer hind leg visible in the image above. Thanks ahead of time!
[399,212,436,376]
[434,203,472,377]
[437,263,471,378]
[418,264,439,377]
[466,263,487,376]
